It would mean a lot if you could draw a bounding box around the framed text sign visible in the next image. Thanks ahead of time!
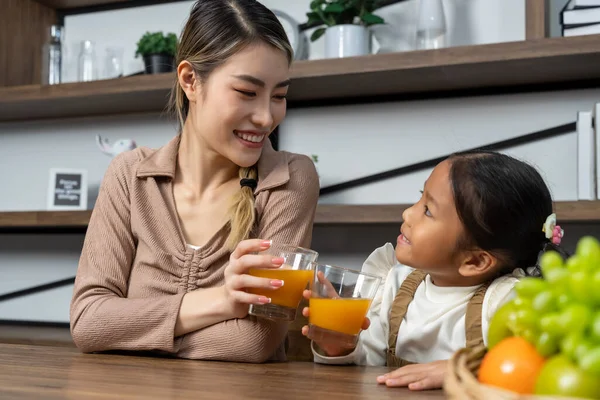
[46,168,88,210]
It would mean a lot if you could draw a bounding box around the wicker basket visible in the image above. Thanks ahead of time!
[444,345,585,400]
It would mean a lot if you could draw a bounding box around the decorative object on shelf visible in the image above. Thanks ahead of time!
[46,168,88,211]
[41,25,62,85]
[273,10,309,60]
[78,40,97,82]
[104,46,124,79]
[96,135,137,157]
[305,0,385,58]
[135,31,178,74]
[311,154,321,186]
[416,0,447,50]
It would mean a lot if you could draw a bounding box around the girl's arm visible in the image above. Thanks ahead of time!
[311,246,403,366]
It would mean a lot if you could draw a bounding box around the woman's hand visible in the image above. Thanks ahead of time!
[174,239,284,337]
[222,239,285,319]
[376,360,448,390]
[300,271,370,357]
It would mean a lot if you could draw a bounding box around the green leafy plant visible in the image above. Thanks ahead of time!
[306,0,386,42]
[135,31,178,58]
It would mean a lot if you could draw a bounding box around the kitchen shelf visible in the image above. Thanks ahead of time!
[35,0,129,9]
[4,35,600,122]
[1,201,599,230]
[316,201,600,224]
[0,211,92,229]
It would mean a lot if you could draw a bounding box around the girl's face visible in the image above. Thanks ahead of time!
[179,42,290,168]
[396,160,467,282]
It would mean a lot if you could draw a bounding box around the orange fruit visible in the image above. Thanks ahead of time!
[478,336,546,394]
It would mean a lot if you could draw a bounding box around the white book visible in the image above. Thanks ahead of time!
[596,103,600,199]
[562,0,600,24]
[571,0,600,7]
[563,22,600,36]
[577,110,595,200]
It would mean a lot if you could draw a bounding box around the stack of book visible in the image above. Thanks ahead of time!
[576,102,600,200]
[561,0,600,37]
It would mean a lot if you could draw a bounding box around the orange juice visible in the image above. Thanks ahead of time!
[309,298,371,335]
[248,267,313,308]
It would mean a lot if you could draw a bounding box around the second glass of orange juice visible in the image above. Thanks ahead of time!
[307,263,381,347]
[248,243,318,321]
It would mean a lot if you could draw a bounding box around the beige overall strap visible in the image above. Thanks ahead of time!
[464,281,491,349]
[386,270,427,368]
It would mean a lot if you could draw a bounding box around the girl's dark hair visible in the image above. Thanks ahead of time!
[448,150,567,275]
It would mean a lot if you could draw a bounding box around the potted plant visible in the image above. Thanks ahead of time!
[305,0,385,58]
[135,31,178,74]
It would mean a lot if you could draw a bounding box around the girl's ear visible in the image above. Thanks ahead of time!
[457,250,499,278]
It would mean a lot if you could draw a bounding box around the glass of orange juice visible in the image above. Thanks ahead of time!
[307,263,381,347]
[248,243,318,321]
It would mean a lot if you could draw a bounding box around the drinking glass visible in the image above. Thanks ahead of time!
[307,263,381,347]
[248,243,318,321]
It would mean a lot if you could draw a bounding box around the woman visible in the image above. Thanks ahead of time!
[70,0,319,363]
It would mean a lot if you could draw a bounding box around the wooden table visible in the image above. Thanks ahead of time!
[0,344,446,399]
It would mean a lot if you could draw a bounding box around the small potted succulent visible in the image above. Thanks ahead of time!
[135,31,178,74]
[305,0,386,58]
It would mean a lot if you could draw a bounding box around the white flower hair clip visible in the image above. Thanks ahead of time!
[542,213,564,245]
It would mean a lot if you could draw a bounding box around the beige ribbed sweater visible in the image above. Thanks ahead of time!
[70,135,319,362]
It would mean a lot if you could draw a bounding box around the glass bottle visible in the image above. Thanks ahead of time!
[416,0,447,50]
[41,25,62,85]
[78,40,97,82]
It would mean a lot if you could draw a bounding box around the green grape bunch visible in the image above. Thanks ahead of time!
[487,236,600,398]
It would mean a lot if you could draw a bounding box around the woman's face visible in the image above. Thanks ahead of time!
[180,41,290,168]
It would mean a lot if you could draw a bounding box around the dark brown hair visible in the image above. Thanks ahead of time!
[448,151,565,274]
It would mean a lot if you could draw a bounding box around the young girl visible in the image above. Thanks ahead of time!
[303,150,564,390]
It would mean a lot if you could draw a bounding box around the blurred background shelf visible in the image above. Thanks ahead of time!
[4,35,600,122]
[1,201,599,231]
[35,0,130,8]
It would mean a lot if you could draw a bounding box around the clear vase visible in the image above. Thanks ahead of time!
[104,46,124,79]
[416,0,447,50]
[78,40,97,82]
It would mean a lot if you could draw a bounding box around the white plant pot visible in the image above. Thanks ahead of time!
[324,24,370,58]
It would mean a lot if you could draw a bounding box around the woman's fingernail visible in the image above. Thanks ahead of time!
[270,280,284,287]
[272,257,284,266]
[258,296,271,304]
[260,240,272,249]
[377,375,385,382]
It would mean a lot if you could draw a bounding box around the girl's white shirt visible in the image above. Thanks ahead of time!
[312,243,520,366]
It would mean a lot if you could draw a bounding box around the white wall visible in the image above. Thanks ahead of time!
[4,88,600,211]
[0,235,83,323]
[549,0,570,37]
[3,0,598,324]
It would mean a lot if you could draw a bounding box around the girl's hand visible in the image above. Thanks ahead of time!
[222,239,285,319]
[376,360,448,390]
[300,271,370,357]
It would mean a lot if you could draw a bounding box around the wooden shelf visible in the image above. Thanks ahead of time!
[0,211,91,229]
[35,0,129,9]
[0,73,175,122]
[316,201,600,224]
[1,201,599,230]
[4,35,600,122]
